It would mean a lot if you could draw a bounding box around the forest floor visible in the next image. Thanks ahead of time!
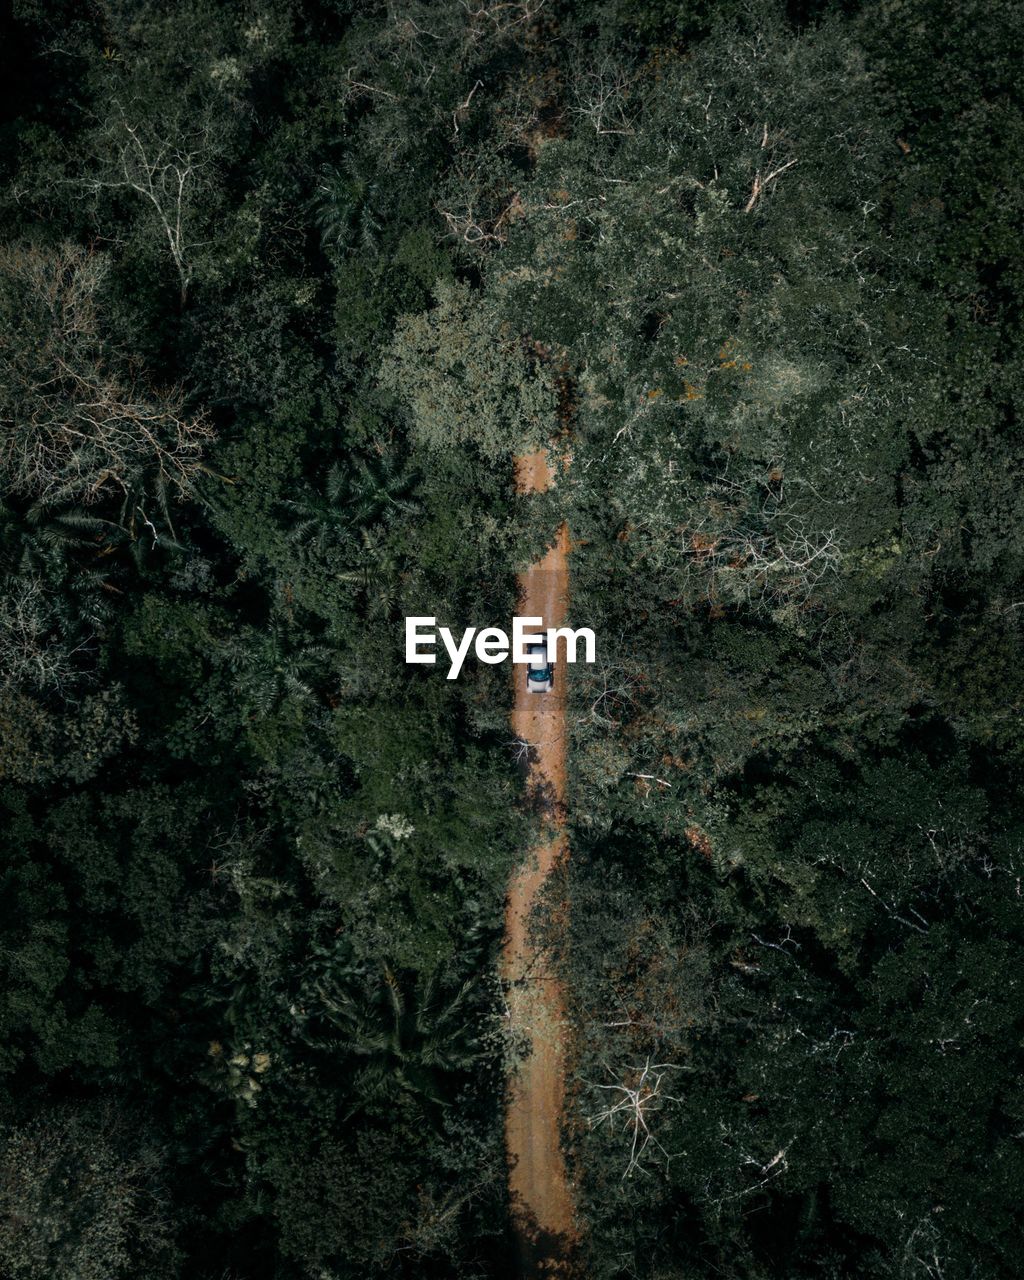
[502,447,578,1275]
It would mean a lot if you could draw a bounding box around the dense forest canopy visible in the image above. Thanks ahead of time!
[1,0,1023,1277]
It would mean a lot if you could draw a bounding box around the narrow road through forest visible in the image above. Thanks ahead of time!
[503,448,577,1275]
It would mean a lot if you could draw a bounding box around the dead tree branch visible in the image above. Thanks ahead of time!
[0,243,212,503]
[743,122,798,213]
[587,1057,685,1178]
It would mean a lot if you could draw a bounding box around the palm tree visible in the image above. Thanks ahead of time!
[305,966,482,1118]
[347,452,420,525]
[315,157,386,254]
[0,500,127,645]
[0,491,123,573]
[334,527,402,620]
[283,462,352,554]
[225,620,331,717]
[284,453,420,552]
[4,465,186,581]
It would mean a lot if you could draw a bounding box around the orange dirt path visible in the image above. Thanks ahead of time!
[503,448,577,1275]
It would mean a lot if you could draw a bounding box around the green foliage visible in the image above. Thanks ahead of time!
[0,1105,179,1280]
[316,156,386,254]
[2,0,1023,1277]
[380,278,558,459]
[299,964,483,1116]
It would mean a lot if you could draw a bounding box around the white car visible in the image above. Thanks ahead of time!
[526,639,553,693]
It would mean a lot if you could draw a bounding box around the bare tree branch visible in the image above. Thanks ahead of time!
[586,1057,685,1178]
[77,102,217,304]
[0,243,212,504]
[743,122,798,213]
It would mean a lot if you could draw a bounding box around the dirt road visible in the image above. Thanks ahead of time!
[503,448,577,1275]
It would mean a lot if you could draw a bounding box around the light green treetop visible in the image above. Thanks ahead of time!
[379,278,557,461]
